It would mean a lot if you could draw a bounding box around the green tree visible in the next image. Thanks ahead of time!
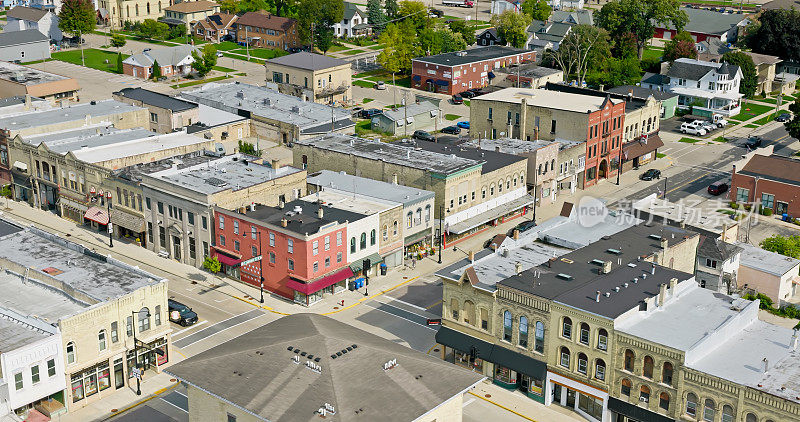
[546,24,610,83]
[385,0,399,20]
[218,0,237,12]
[587,56,641,88]
[785,98,800,140]
[749,9,800,62]
[722,51,758,98]
[151,59,162,80]
[237,0,268,12]
[0,184,12,198]
[110,33,126,49]
[270,0,297,16]
[378,21,417,74]
[448,19,475,45]
[596,0,687,59]
[297,0,344,52]
[203,256,222,273]
[521,0,551,22]
[58,0,96,36]
[760,235,800,259]
[419,27,467,56]
[491,10,531,49]
[116,52,123,73]
[138,19,169,40]
[663,31,697,62]
[191,44,218,77]
[168,24,187,41]
[238,140,257,155]
[398,0,429,31]
[367,0,387,31]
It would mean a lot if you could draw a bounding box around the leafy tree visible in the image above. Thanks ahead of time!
[491,10,531,49]
[271,0,297,16]
[168,24,187,41]
[448,19,475,45]
[596,0,687,59]
[151,59,162,80]
[721,51,757,97]
[203,256,222,273]
[749,9,800,62]
[419,27,467,56]
[785,98,800,140]
[238,140,257,155]
[58,0,95,36]
[587,56,641,88]
[110,33,126,49]
[138,19,169,40]
[521,0,551,22]
[385,0,399,20]
[398,0,429,31]
[237,0,269,13]
[367,0,387,31]
[546,25,610,84]
[0,184,12,198]
[611,31,639,59]
[378,21,417,74]
[297,0,344,52]
[218,0,238,12]
[663,31,697,62]
[191,44,218,77]
[116,52,123,73]
[760,235,800,259]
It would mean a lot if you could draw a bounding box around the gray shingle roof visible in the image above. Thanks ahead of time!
[551,9,593,25]
[114,87,197,112]
[125,45,197,67]
[343,1,365,20]
[660,7,748,35]
[266,52,350,71]
[7,6,49,21]
[0,29,48,48]
[528,20,572,38]
[697,236,742,262]
[664,58,739,81]
[608,85,678,101]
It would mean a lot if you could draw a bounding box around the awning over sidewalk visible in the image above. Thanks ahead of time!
[213,246,242,266]
[448,195,534,235]
[60,197,88,213]
[436,326,495,361]
[623,134,664,160]
[111,209,145,233]
[286,267,354,295]
[12,161,27,172]
[84,207,109,225]
[349,252,383,273]
[607,397,675,422]
[404,229,431,246]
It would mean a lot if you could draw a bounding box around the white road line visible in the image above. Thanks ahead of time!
[174,390,188,399]
[462,398,476,407]
[661,148,672,153]
[382,297,428,311]
[169,290,235,316]
[364,302,437,331]
[177,311,267,349]
[171,320,208,337]
[160,397,188,414]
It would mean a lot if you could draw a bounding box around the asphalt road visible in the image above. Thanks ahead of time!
[107,385,189,422]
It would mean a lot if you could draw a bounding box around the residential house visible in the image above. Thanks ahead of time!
[4,6,61,42]
[333,2,370,38]
[608,85,679,119]
[469,87,627,188]
[549,0,584,10]
[191,12,237,42]
[650,58,743,117]
[743,51,797,96]
[493,63,564,88]
[370,100,440,135]
[0,30,50,62]
[773,72,800,95]
[695,236,742,293]
[113,87,199,133]
[737,242,800,304]
[694,37,732,62]
[730,153,800,219]
[161,0,220,32]
[549,10,593,25]
[490,0,521,15]
[411,46,535,95]
[0,61,79,104]
[653,7,748,43]
[526,20,572,51]
[233,11,299,49]
[477,28,502,46]
[122,45,197,79]
[166,314,484,422]
[264,52,352,105]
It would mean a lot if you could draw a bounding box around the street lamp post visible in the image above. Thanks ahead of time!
[130,310,150,396]
[257,230,264,303]
[107,192,113,247]
[438,204,445,264]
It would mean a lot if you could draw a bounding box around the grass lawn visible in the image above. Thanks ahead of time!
[444,114,460,121]
[393,76,411,88]
[230,48,287,59]
[342,49,366,56]
[730,103,774,121]
[712,136,729,142]
[362,98,374,103]
[717,209,736,215]
[642,48,663,62]
[678,137,703,143]
[52,49,128,73]
[369,45,384,50]
[328,44,350,52]
[752,96,778,104]
[353,80,374,88]
[463,100,470,107]
[213,66,236,72]
[656,153,666,158]
[168,36,205,45]
[216,41,240,51]
[221,52,264,64]
[753,113,776,126]
[171,75,231,88]
[354,69,385,78]
[21,59,52,65]
[745,123,760,128]
[235,72,247,76]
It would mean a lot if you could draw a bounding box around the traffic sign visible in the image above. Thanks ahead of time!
[240,255,262,266]
[131,367,142,380]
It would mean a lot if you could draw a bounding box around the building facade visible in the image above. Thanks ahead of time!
[233,11,299,49]
[122,45,196,80]
[730,154,800,217]
[264,52,352,105]
[113,87,199,133]
[160,0,220,31]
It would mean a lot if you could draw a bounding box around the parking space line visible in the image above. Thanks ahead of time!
[160,397,188,414]
[383,297,427,311]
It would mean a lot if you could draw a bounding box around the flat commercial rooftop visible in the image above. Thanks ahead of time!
[0,100,142,132]
[0,219,163,303]
[414,46,529,67]
[632,195,735,235]
[232,199,367,236]
[473,88,623,114]
[0,315,52,353]
[307,170,435,206]
[737,242,800,277]
[296,133,483,176]
[465,137,554,155]
[179,82,354,134]
[413,140,526,174]
[0,61,71,85]
[302,190,397,216]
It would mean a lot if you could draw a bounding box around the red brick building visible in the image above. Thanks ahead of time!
[730,154,800,218]
[213,200,362,306]
[234,11,299,49]
[411,46,535,96]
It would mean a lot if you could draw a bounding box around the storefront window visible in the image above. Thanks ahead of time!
[98,362,111,391]
[454,350,484,372]
[578,393,603,421]
[71,374,84,402]
[529,377,543,396]
[494,366,515,384]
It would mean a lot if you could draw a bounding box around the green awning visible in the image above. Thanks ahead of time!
[349,252,383,272]
[404,229,432,245]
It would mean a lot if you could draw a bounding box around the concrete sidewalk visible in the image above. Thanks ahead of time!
[468,381,582,422]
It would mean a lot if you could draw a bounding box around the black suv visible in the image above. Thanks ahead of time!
[359,108,383,119]
[168,299,198,326]
[640,169,661,181]
[413,130,435,142]
[744,136,762,149]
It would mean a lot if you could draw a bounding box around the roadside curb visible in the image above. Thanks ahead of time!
[101,380,180,421]
[468,391,538,422]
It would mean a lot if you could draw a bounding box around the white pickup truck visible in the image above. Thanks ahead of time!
[443,0,474,7]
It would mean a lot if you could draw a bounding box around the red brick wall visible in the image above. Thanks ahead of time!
[730,172,800,217]
[411,51,536,95]
[235,21,299,49]
[583,100,626,188]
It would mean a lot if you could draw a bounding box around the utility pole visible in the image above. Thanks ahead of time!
[403,91,408,137]
[616,146,623,185]
[245,26,250,60]
[79,29,85,67]
[438,204,444,264]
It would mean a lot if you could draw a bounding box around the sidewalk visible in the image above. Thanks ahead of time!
[468,381,582,422]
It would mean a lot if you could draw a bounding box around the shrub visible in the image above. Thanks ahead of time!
[762,208,773,216]
[730,201,739,209]
[744,204,751,211]
[203,256,221,273]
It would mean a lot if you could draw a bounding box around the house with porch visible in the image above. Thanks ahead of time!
[122,45,197,79]
[160,0,220,32]
[332,2,370,38]
[4,6,62,42]
[192,13,237,43]
[649,58,743,117]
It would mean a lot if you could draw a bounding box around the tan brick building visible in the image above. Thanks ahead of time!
[161,0,220,32]
[264,52,352,105]
[113,88,198,133]
[0,62,79,105]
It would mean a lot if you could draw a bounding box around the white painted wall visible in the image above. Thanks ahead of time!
[0,333,66,415]
[345,213,381,264]
[445,187,526,226]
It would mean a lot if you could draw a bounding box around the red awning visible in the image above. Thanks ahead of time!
[215,253,241,266]
[286,267,354,295]
[84,207,109,225]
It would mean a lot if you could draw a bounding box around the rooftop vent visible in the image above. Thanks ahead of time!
[455,51,468,56]
[627,263,637,268]
[556,273,573,280]
[590,259,605,265]
[606,248,622,255]
[648,234,662,240]
[560,258,574,264]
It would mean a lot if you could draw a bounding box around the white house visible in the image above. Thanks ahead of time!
[695,236,742,294]
[548,0,584,10]
[490,0,521,15]
[4,6,62,43]
[333,2,370,38]
[651,58,743,117]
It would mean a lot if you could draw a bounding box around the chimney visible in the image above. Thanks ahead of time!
[670,277,678,291]
[658,283,666,306]
[468,250,475,262]
[595,291,601,302]
[680,221,686,229]
[272,159,280,169]
[633,277,638,284]
[602,261,612,274]
[240,206,247,215]
[515,261,522,275]
[660,237,668,250]
[763,357,769,373]
[24,94,31,110]
[792,330,799,350]
[281,217,288,227]
[722,223,728,241]
[317,207,324,218]
[512,229,520,240]
[732,164,736,174]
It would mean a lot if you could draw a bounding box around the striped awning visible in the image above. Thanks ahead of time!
[84,207,109,225]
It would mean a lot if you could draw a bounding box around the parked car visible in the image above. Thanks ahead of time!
[744,136,762,149]
[469,88,488,96]
[429,8,444,17]
[776,113,792,122]
[168,299,198,326]
[640,169,661,181]
[696,120,717,133]
[451,94,463,104]
[351,106,363,116]
[680,122,707,136]
[512,220,537,234]
[375,81,386,90]
[441,126,461,134]
[457,121,470,129]
[413,130,435,142]
[359,108,383,119]
[216,51,224,57]
[707,181,729,196]
[460,90,476,98]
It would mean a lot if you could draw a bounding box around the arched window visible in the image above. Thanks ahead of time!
[407,212,413,228]
[482,187,487,199]
[490,183,495,196]
[559,346,570,368]
[519,174,524,184]
[450,298,459,320]
[382,225,388,240]
[370,229,376,246]
[595,359,606,380]
[66,342,76,364]
[745,413,757,422]
[98,330,107,352]
[415,208,422,224]
[392,221,398,235]
[424,205,431,222]
[624,349,635,371]
[503,311,512,342]
[659,392,670,411]
[703,399,715,421]
[562,316,572,339]
[360,233,367,249]
[721,405,734,422]
[518,316,528,347]
[577,353,588,374]
[662,362,674,385]
[498,178,503,193]
[137,307,151,332]
[506,177,511,189]
[643,355,654,378]
[621,378,631,396]
[685,393,698,417]
[463,301,475,325]
[597,328,608,351]
[146,2,150,13]
[350,237,356,253]
[135,3,139,15]
[534,321,545,353]
[640,385,651,403]
[579,322,590,345]
[126,5,129,17]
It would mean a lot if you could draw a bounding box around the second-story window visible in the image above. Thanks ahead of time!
[562,317,572,339]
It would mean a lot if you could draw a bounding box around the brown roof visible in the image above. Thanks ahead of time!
[743,52,782,66]
[164,0,218,14]
[623,134,664,160]
[739,154,800,186]
[235,11,295,31]
[7,6,49,21]
[762,0,800,10]
[27,79,80,98]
